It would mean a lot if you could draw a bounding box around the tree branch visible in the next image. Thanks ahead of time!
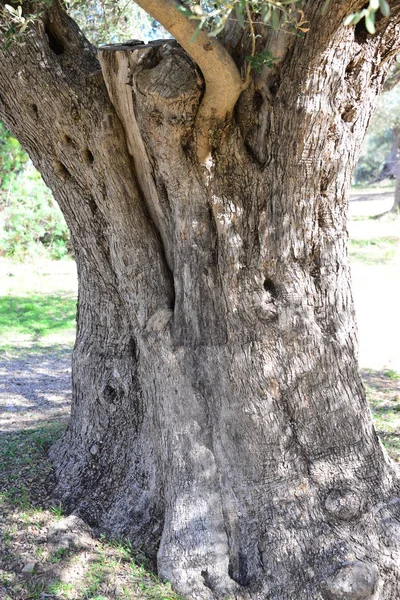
[132,0,244,164]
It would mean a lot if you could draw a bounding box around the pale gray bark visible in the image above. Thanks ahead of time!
[1,1,400,598]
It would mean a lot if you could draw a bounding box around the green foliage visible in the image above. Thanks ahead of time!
[344,0,390,34]
[246,49,279,73]
[178,0,389,43]
[0,122,28,190]
[0,164,70,260]
[354,82,400,184]
[178,0,307,40]
[354,128,393,183]
[0,2,43,49]
[1,0,391,59]
[0,0,166,48]
[65,0,166,45]
[368,84,400,135]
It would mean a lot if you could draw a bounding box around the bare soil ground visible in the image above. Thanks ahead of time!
[0,191,399,599]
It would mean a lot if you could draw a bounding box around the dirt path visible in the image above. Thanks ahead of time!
[0,353,71,435]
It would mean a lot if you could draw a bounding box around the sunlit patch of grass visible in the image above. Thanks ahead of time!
[383,369,400,381]
[25,581,47,599]
[0,257,77,354]
[50,502,65,519]
[348,236,400,265]
[46,580,76,597]
[364,370,400,462]
[0,294,76,349]
[49,547,70,563]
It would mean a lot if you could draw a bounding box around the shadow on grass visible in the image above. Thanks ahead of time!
[0,423,66,507]
[0,294,76,341]
[0,345,73,359]
[0,423,181,600]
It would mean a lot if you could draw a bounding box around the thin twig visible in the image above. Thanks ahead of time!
[242,1,256,90]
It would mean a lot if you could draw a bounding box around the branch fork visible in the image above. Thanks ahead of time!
[131,0,244,164]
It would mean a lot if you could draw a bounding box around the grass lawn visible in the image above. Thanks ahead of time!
[0,190,399,599]
[0,259,77,355]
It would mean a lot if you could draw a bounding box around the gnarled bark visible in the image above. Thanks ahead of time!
[1,1,400,598]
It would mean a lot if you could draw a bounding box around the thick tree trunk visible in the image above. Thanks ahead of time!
[1,2,400,598]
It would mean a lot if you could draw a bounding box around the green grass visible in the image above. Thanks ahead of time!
[0,294,76,342]
[363,370,400,461]
[0,424,65,508]
[0,257,77,353]
[348,236,399,265]
[48,547,70,563]
[383,369,400,381]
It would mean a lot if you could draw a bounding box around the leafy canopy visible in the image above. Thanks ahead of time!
[0,0,391,58]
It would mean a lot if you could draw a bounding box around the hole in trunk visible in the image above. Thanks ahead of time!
[263,277,278,298]
[345,60,356,77]
[129,336,138,359]
[31,104,39,118]
[228,551,251,587]
[201,570,213,590]
[54,161,70,181]
[354,18,370,43]
[103,384,119,403]
[253,90,264,110]
[88,197,98,216]
[62,134,73,145]
[84,148,95,164]
[268,76,281,97]
[45,26,65,55]
[320,175,329,194]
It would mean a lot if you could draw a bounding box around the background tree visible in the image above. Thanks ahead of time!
[1,1,400,599]
[355,61,400,213]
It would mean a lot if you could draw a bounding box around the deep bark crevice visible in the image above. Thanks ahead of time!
[45,25,65,55]
[84,147,94,164]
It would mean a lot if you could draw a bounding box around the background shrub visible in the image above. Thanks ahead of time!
[0,161,70,261]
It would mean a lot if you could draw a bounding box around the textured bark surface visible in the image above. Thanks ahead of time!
[1,1,400,598]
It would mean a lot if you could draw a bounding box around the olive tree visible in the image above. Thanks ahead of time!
[1,0,400,597]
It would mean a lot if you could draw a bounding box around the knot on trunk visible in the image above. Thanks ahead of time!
[137,44,201,97]
[323,561,379,599]
[324,488,363,521]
